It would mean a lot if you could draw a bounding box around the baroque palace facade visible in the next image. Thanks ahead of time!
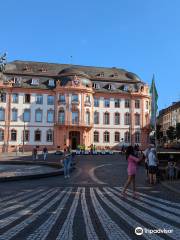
[0,60,150,152]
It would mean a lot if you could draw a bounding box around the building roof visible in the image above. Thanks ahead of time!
[159,101,180,116]
[4,60,142,83]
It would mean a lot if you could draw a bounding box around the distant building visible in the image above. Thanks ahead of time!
[0,60,150,152]
[158,101,180,136]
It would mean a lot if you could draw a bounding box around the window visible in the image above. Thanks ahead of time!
[115,99,121,108]
[124,131,130,143]
[24,94,31,103]
[135,100,140,108]
[0,129,4,142]
[36,95,43,104]
[12,93,18,103]
[104,131,110,142]
[11,129,17,141]
[93,83,99,89]
[85,95,90,103]
[94,111,99,124]
[72,94,79,103]
[114,112,120,125]
[146,101,149,110]
[47,110,54,123]
[135,132,140,143]
[0,129,4,141]
[47,129,53,142]
[23,109,30,122]
[0,93,6,103]
[94,131,99,142]
[31,79,39,85]
[104,112,110,124]
[11,109,18,121]
[35,109,42,122]
[48,79,55,87]
[125,99,130,108]
[35,129,41,141]
[72,111,79,124]
[86,111,90,125]
[0,108,5,121]
[58,109,65,124]
[59,95,65,103]
[115,132,120,142]
[124,113,130,125]
[104,99,110,107]
[135,113,140,126]
[94,98,99,107]
[22,130,29,142]
[47,95,54,105]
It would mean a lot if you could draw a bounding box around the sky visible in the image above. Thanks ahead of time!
[1,0,180,110]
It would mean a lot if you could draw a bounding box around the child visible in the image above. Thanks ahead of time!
[168,155,176,181]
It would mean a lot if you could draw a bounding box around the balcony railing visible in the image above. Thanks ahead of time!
[84,101,91,107]
[71,100,79,105]
[58,100,66,105]
[55,120,93,128]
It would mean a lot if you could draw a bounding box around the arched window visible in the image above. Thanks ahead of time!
[135,113,140,126]
[11,129,17,141]
[104,112,110,125]
[86,111,90,125]
[72,110,79,124]
[124,113,130,125]
[35,109,42,122]
[124,131,130,143]
[135,132,141,143]
[0,108,5,121]
[114,132,120,142]
[47,129,53,142]
[47,110,54,123]
[11,108,18,121]
[0,129,4,141]
[94,131,99,142]
[58,109,65,124]
[104,131,110,143]
[94,111,99,124]
[114,112,120,125]
[35,129,41,141]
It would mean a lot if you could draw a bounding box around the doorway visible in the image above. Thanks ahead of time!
[69,131,80,149]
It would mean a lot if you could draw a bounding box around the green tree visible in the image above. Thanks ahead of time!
[166,126,176,141]
[156,124,163,140]
[176,123,180,140]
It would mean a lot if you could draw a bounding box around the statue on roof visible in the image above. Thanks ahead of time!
[0,52,7,72]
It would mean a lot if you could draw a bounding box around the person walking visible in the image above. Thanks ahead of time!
[148,148,158,185]
[63,147,72,178]
[143,145,152,181]
[121,146,143,198]
[42,146,48,160]
[32,147,37,160]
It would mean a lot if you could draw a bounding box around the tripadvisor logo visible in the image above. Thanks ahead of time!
[135,227,143,235]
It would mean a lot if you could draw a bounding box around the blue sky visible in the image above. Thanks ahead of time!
[1,0,180,110]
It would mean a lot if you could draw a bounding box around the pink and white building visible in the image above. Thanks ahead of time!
[0,60,151,152]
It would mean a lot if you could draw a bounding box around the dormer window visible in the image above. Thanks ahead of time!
[93,83,100,89]
[108,84,112,90]
[39,67,47,72]
[124,85,129,91]
[23,65,31,72]
[96,72,104,77]
[13,77,21,85]
[31,79,39,86]
[48,79,55,87]
[114,73,118,77]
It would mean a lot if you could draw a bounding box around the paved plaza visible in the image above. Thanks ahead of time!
[0,155,180,240]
